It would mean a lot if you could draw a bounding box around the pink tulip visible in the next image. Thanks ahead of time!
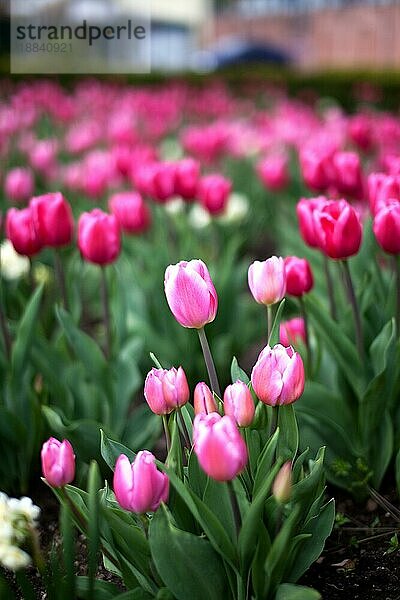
[299,147,332,192]
[78,209,121,265]
[314,199,362,260]
[331,151,364,200]
[193,413,247,481]
[257,154,289,191]
[174,158,200,200]
[193,382,218,415]
[296,196,329,249]
[284,256,313,297]
[198,174,232,215]
[30,192,74,247]
[223,380,254,427]
[4,167,34,202]
[144,367,189,415]
[113,452,169,513]
[150,162,177,203]
[164,259,218,329]
[251,344,305,406]
[6,207,43,257]
[368,173,400,216]
[279,318,306,347]
[108,191,151,234]
[373,202,400,255]
[248,256,286,306]
[41,437,75,487]
[272,461,292,503]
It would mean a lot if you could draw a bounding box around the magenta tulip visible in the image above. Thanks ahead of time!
[113,452,169,513]
[30,192,74,247]
[257,154,289,192]
[284,256,313,297]
[251,344,305,406]
[279,318,306,347]
[198,174,232,215]
[248,256,286,306]
[6,207,43,257]
[373,202,400,255]
[144,367,189,415]
[164,259,218,329]
[174,158,200,200]
[296,196,329,249]
[41,437,75,487]
[223,380,254,427]
[193,413,247,481]
[314,199,362,260]
[108,191,151,234]
[78,209,121,265]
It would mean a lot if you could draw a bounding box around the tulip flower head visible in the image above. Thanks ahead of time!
[4,167,34,203]
[279,317,306,347]
[251,344,305,406]
[108,191,151,234]
[193,413,247,481]
[30,192,74,247]
[272,461,292,503]
[78,209,121,265]
[41,437,75,487]
[373,202,400,255]
[284,256,313,297]
[296,196,329,249]
[193,382,218,415]
[144,366,189,415]
[164,259,218,328]
[6,207,43,257]
[198,174,232,215]
[248,256,286,306]
[314,199,362,260]
[113,452,169,513]
[223,380,255,427]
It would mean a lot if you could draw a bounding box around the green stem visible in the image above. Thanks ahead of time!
[0,289,11,360]
[100,266,111,359]
[270,405,279,438]
[323,255,337,321]
[177,406,191,449]
[162,415,171,456]
[267,305,273,345]
[393,255,400,335]
[342,260,364,361]
[299,296,312,371]
[29,525,46,577]
[197,327,221,398]
[227,480,241,539]
[54,250,69,310]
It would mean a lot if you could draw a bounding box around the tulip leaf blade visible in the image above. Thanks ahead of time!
[100,430,136,472]
[11,283,43,380]
[230,356,250,384]
[269,299,286,347]
[149,504,228,600]
[275,583,321,600]
[277,405,299,461]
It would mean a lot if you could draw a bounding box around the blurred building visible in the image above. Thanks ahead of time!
[208,0,400,70]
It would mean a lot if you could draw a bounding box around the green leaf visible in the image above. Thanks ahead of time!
[275,583,321,600]
[369,411,393,489]
[277,405,299,461]
[287,499,335,582]
[396,448,400,496]
[369,319,396,376]
[122,405,162,453]
[75,577,124,600]
[269,299,286,347]
[11,284,43,379]
[266,505,301,593]
[239,460,282,574]
[100,430,136,471]
[231,357,250,384]
[253,428,280,496]
[304,295,364,398]
[87,461,101,600]
[149,504,227,600]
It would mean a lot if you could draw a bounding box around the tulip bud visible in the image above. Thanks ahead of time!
[30,192,74,247]
[6,207,43,257]
[348,114,373,152]
[373,202,400,255]
[150,162,177,203]
[314,199,362,260]
[368,173,400,216]
[284,256,313,296]
[223,380,255,427]
[331,151,364,200]
[108,191,151,235]
[272,461,292,503]
[174,158,200,200]
[299,147,332,193]
[144,366,189,415]
[77,209,121,265]
[257,154,289,191]
[4,167,34,203]
[251,344,305,406]
[193,413,247,481]
[194,382,217,415]
[198,174,232,215]
[296,196,329,249]
[41,437,75,487]
[164,259,218,329]
[113,452,169,513]
[248,256,286,306]
[279,318,306,347]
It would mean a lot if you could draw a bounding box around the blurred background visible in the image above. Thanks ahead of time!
[1,0,400,73]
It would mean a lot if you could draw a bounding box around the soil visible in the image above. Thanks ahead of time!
[2,484,399,599]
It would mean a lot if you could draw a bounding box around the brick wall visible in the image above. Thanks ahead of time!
[206,3,400,70]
